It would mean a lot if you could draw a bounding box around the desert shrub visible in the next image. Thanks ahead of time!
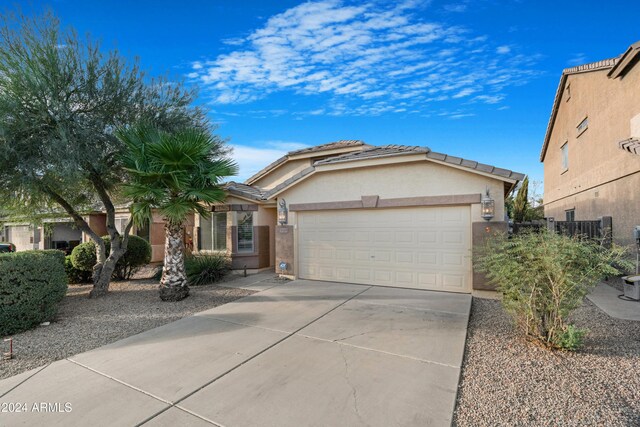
[0,250,68,335]
[64,255,92,284]
[474,229,633,350]
[185,253,231,286]
[71,235,152,280]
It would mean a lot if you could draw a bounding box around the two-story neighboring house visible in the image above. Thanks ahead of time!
[541,41,640,247]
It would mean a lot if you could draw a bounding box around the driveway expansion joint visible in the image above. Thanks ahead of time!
[140,285,373,425]
[0,364,50,398]
[67,358,174,405]
[295,333,461,369]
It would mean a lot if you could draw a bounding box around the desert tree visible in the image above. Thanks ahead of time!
[0,11,206,296]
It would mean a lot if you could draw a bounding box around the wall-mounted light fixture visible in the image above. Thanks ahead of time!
[277,198,288,225]
[481,187,495,221]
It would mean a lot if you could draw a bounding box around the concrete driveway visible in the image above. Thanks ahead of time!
[0,278,471,427]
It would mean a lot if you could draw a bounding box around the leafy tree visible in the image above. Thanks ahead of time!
[475,229,633,350]
[507,177,544,222]
[119,125,236,301]
[0,11,205,296]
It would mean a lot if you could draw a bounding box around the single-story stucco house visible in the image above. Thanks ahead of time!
[195,140,524,293]
[1,209,192,263]
[1,140,524,293]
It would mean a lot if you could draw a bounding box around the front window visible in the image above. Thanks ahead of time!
[237,212,254,253]
[115,217,129,234]
[561,142,568,171]
[200,213,227,251]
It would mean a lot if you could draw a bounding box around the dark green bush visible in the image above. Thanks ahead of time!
[185,253,231,286]
[474,229,633,350]
[70,235,152,280]
[0,250,68,336]
[64,255,92,284]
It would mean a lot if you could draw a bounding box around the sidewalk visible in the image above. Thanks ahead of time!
[587,282,640,321]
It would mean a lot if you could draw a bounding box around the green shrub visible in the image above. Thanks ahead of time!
[71,235,152,280]
[474,229,633,350]
[0,250,68,336]
[64,255,92,284]
[185,253,231,286]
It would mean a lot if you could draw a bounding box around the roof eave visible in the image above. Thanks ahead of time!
[607,42,640,78]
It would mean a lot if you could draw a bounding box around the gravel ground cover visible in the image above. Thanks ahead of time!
[454,293,640,426]
[0,278,258,380]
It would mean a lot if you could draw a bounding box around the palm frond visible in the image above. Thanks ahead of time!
[118,123,233,226]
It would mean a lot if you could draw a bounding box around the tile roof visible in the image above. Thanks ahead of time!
[223,182,267,201]
[230,144,525,201]
[245,140,367,185]
[315,144,525,181]
[619,138,640,155]
[288,140,367,155]
[314,145,429,164]
[562,58,619,75]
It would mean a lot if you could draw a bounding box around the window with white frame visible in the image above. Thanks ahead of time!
[200,212,227,251]
[561,142,568,171]
[237,212,254,253]
[114,217,129,234]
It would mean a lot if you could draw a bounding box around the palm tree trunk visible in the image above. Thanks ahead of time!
[159,222,189,301]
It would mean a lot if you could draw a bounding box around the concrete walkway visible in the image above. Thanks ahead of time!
[587,282,640,321]
[0,279,471,427]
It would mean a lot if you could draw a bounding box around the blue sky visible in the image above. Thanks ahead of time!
[17,0,640,186]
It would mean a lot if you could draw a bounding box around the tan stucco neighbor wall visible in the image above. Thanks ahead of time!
[543,64,640,246]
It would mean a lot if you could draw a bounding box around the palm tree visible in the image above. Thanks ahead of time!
[118,125,237,301]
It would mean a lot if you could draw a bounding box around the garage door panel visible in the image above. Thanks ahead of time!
[442,253,466,267]
[298,206,471,292]
[354,269,372,281]
[396,251,414,264]
[418,273,438,287]
[353,250,372,262]
[373,250,392,263]
[374,270,392,285]
[418,252,438,266]
[418,231,438,244]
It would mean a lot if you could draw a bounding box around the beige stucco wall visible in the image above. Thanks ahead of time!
[543,64,640,246]
[278,160,506,221]
[251,158,311,190]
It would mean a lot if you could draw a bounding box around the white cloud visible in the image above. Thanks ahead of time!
[228,140,310,181]
[443,3,467,12]
[191,1,538,116]
[567,53,587,66]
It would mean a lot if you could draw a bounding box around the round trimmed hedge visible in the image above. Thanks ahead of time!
[71,235,152,280]
[0,250,68,336]
[64,255,93,284]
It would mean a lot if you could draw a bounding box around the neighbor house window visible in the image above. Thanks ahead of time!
[561,142,568,171]
[577,116,588,136]
[237,212,254,253]
[565,209,575,222]
[200,212,227,251]
[565,83,571,101]
[115,217,129,234]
